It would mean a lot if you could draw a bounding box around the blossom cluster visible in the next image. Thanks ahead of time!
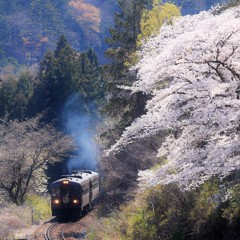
[107,6,240,189]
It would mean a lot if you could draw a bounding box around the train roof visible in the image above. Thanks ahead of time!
[51,170,99,186]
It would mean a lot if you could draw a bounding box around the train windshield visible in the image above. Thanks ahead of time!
[52,186,60,197]
[62,188,70,196]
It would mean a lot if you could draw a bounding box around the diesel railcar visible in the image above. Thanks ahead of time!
[50,170,99,218]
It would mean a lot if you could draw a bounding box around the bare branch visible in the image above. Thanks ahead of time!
[0,116,74,204]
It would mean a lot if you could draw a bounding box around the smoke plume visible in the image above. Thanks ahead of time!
[62,94,99,173]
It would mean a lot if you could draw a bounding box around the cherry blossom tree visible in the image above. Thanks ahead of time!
[0,116,74,204]
[107,5,240,189]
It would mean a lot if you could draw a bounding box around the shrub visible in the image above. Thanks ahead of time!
[25,194,51,224]
[0,205,31,239]
[88,179,240,240]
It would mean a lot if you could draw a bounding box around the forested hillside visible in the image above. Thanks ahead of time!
[0,0,117,66]
[1,0,239,238]
[0,0,228,68]
[164,0,227,14]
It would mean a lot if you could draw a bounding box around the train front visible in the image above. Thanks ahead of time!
[51,178,82,218]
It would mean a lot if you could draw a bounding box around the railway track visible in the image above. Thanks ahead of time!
[33,222,52,239]
[44,222,57,240]
[44,222,71,240]
[32,210,96,239]
[61,222,72,240]
[33,221,70,240]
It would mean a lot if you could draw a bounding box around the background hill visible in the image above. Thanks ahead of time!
[164,0,227,14]
[0,0,117,66]
[0,0,228,68]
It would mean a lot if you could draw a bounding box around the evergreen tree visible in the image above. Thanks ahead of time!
[12,91,29,119]
[106,0,152,75]
[38,49,58,115]
[0,72,33,120]
[0,77,16,118]
[16,72,33,98]
[35,36,103,122]
[54,34,68,58]
[37,36,79,119]
[80,49,103,104]
[55,43,79,104]
[14,73,33,119]
[87,48,99,69]
[103,0,152,131]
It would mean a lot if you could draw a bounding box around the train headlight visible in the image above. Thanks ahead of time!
[53,199,60,204]
[73,199,79,204]
[63,180,69,184]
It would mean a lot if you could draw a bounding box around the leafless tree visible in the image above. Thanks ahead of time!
[0,115,74,205]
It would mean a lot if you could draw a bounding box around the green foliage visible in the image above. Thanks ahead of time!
[0,72,33,119]
[124,51,139,68]
[124,205,157,240]
[54,35,68,58]
[106,0,151,75]
[79,49,103,103]
[89,184,192,240]
[34,35,103,121]
[223,184,240,221]
[89,179,240,240]
[190,179,220,234]
[17,73,33,98]
[142,184,192,240]
[25,194,51,223]
[137,1,181,45]
[220,182,240,239]
[0,35,103,122]
[88,212,123,240]
[0,77,17,118]
[105,0,180,69]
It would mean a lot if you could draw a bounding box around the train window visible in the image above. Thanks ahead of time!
[62,188,69,196]
[83,188,89,195]
[91,178,99,189]
[52,187,60,197]
[92,179,99,186]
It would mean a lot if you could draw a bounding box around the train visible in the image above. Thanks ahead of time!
[50,170,99,218]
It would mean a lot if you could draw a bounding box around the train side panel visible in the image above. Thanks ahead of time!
[80,180,90,209]
[89,173,99,203]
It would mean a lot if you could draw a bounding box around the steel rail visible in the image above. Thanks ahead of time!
[44,222,57,240]
[61,222,72,240]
